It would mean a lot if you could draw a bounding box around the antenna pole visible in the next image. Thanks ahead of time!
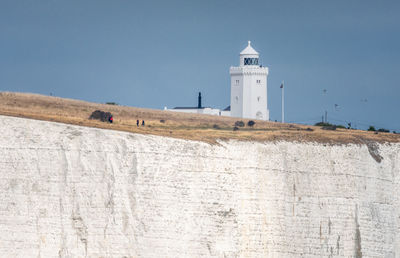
[281,81,285,123]
[325,110,327,123]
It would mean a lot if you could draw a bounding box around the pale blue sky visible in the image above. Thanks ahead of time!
[1,0,399,131]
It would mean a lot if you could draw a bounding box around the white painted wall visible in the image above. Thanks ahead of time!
[164,107,223,116]
[200,108,221,116]
[166,108,199,114]
[229,71,243,118]
[220,110,231,116]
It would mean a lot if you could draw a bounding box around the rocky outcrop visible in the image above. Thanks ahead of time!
[0,115,399,257]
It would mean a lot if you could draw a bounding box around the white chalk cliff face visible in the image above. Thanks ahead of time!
[0,115,399,257]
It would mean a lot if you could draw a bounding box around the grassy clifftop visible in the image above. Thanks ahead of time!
[0,92,398,144]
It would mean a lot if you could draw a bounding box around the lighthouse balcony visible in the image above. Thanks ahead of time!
[229,66,268,76]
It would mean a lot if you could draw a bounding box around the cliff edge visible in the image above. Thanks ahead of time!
[0,92,399,144]
[1,115,399,257]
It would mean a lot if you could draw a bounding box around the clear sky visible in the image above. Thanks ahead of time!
[1,0,399,131]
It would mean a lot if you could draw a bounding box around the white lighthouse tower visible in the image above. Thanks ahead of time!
[229,41,269,120]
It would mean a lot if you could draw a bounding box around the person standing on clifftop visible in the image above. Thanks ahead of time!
[142,120,145,126]
[108,115,113,123]
[136,120,139,127]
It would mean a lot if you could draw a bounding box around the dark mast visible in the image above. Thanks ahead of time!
[198,92,202,109]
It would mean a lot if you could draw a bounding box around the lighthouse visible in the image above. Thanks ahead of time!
[229,41,269,120]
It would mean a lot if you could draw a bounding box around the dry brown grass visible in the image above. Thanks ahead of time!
[0,92,399,144]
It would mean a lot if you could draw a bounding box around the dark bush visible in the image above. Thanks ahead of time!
[322,125,337,130]
[315,122,333,127]
[247,120,255,127]
[213,124,220,129]
[105,102,118,105]
[368,126,376,131]
[89,110,112,122]
[378,128,390,133]
[316,122,346,129]
[160,119,165,123]
[306,127,314,131]
[233,126,239,131]
[235,121,245,127]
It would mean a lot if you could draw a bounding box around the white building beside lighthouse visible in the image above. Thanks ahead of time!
[165,41,269,121]
[230,41,269,120]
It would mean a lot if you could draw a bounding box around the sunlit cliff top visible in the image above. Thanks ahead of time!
[1,92,399,144]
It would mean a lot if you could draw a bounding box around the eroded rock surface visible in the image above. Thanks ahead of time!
[0,115,399,257]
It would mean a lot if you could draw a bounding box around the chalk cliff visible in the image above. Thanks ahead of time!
[0,115,399,257]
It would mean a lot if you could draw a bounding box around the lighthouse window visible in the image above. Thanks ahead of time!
[256,80,261,84]
[235,80,239,85]
[244,58,259,65]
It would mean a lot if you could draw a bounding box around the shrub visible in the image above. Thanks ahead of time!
[378,128,390,133]
[89,110,112,122]
[235,121,245,127]
[247,120,255,127]
[160,119,165,123]
[105,102,118,105]
[368,126,376,131]
[316,122,346,129]
[321,125,336,131]
[315,122,333,127]
[213,124,220,129]
[233,126,239,131]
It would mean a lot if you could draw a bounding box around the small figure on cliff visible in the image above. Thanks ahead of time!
[108,115,113,123]
[142,120,145,126]
[136,120,139,127]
